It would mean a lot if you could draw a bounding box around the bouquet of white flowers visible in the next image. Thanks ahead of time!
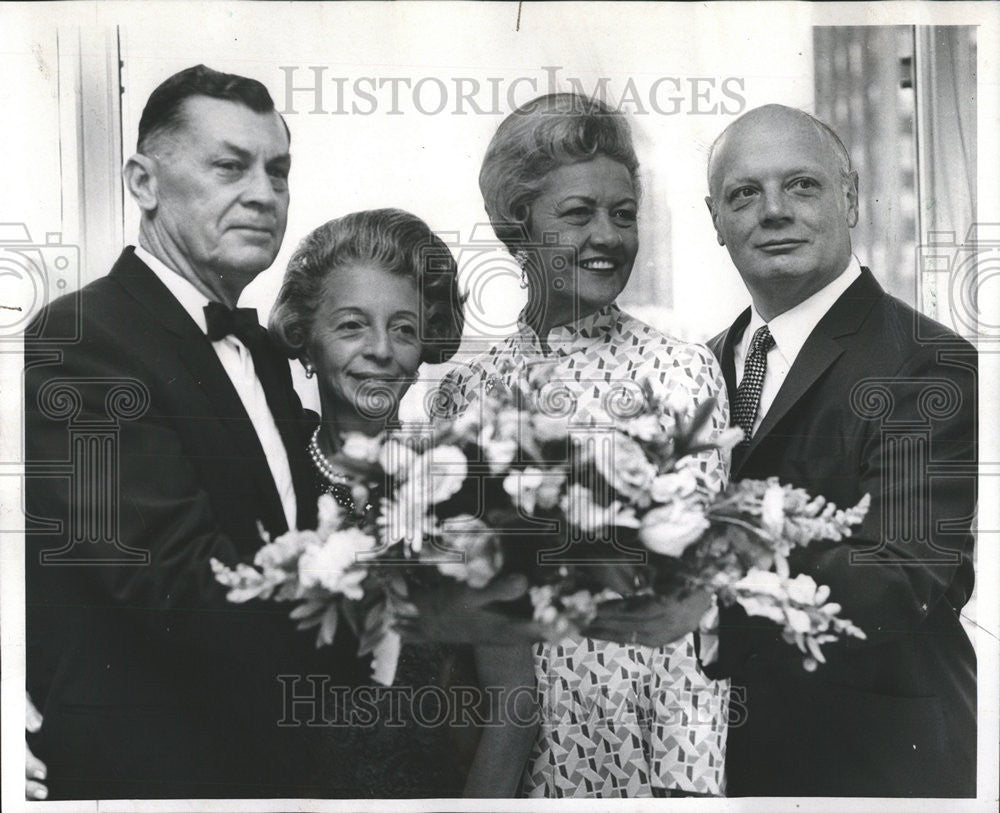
[212,367,870,683]
[411,367,870,670]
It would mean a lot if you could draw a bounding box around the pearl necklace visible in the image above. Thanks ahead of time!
[308,426,378,516]
[307,426,355,486]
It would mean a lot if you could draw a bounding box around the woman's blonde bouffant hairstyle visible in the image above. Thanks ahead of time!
[478,92,640,252]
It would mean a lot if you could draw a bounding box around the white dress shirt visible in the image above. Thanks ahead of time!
[734,257,862,435]
[135,246,297,529]
[698,258,864,667]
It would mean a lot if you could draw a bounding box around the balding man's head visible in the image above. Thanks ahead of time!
[707,105,852,198]
[703,104,859,320]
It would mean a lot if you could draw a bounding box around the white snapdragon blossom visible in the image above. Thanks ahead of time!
[738,594,786,625]
[761,482,787,537]
[297,528,375,599]
[210,558,276,602]
[733,567,786,599]
[638,503,710,556]
[484,437,518,472]
[427,445,469,503]
[614,505,641,528]
[785,606,813,634]
[448,406,482,445]
[715,427,746,451]
[381,445,467,550]
[433,514,503,588]
[785,573,821,605]
[254,529,318,573]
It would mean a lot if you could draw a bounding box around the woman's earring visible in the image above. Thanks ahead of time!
[514,250,529,289]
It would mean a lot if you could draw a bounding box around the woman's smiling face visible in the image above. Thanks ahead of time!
[526,155,639,327]
[305,262,423,424]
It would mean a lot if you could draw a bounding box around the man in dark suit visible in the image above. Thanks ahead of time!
[25,65,363,799]
[702,104,977,797]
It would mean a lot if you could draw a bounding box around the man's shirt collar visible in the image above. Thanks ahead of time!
[746,256,862,367]
[134,245,212,334]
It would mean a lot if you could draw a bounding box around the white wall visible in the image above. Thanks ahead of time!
[111,3,817,343]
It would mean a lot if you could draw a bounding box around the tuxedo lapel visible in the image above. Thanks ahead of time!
[110,249,289,535]
[173,341,288,533]
[256,338,317,529]
[736,268,885,475]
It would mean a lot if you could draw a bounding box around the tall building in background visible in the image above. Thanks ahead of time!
[814,26,919,304]
[814,26,977,318]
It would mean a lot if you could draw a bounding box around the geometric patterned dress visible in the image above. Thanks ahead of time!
[441,304,731,797]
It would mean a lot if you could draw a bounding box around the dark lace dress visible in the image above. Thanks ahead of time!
[309,468,480,798]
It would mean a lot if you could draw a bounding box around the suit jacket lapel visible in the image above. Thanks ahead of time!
[737,268,885,474]
[709,308,750,407]
[110,248,289,535]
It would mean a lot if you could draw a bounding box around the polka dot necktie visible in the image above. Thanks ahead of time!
[732,325,775,444]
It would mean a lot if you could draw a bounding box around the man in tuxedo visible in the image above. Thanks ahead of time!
[703,104,977,797]
[24,65,363,799]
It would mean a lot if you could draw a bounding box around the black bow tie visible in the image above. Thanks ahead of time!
[204,301,262,344]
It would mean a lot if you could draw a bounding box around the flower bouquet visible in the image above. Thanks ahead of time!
[212,366,870,683]
[211,490,409,686]
[412,366,870,670]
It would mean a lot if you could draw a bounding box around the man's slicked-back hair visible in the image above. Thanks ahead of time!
[137,64,285,153]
